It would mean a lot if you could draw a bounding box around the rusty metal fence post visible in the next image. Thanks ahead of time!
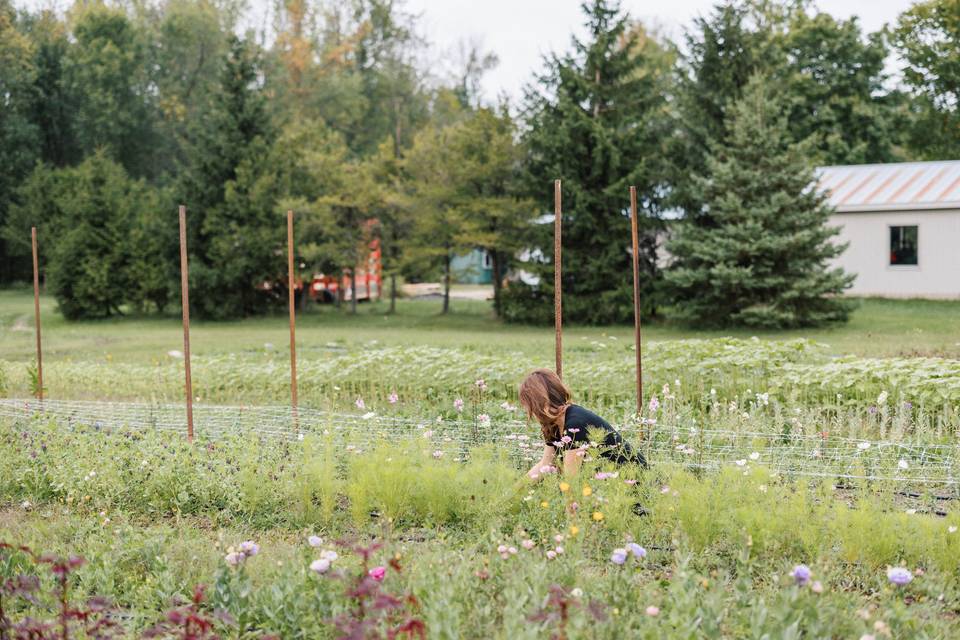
[178,206,194,442]
[554,179,562,379]
[31,227,43,401]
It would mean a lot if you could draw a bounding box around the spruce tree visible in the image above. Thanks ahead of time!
[509,0,671,324]
[664,75,854,328]
[180,35,280,319]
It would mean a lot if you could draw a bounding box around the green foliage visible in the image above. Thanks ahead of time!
[894,0,960,159]
[9,152,164,319]
[665,75,855,328]
[180,35,281,319]
[511,0,672,324]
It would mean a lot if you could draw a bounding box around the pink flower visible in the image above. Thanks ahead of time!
[478,414,491,427]
[475,378,487,391]
[521,539,535,550]
[645,605,659,617]
[388,392,399,404]
[368,566,386,581]
[355,397,365,410]
[432,450,444,459]
[454,398,464,412]
[648,396,660,413]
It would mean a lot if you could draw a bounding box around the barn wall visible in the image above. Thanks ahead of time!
[828,209,960,299]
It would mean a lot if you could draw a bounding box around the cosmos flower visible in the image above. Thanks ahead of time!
[369,566,386,581]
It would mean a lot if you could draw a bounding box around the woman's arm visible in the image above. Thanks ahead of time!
[526,446,557,481]
[562,449,584,478]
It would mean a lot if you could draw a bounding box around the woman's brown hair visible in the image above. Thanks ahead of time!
[518,368,571,444]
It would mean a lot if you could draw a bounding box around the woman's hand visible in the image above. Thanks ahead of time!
[526,445,557,482]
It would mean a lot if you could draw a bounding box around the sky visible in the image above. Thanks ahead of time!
[402,0,918,102]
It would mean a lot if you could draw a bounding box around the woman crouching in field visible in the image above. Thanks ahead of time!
[518,368,647,481]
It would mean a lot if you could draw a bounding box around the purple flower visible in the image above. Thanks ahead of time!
[388,392,399,404]
[475,378,487,391]
[903,401,913,410]
[868,406,877,415]
[224,552,243,566]
[355,397,366,410]
[310,558,331,574]
[239,541,259,557]
[308,535,323,547]
[648,397,660,413]
[887,567,912,586]
[790,564,811,586]
[610,548,628,565]
[626,543,647,559]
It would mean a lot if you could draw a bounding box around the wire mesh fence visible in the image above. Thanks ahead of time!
[2,398,958,488]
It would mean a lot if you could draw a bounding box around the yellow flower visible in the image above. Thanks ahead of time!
[541,501,550,508]
[559,482,570,493]
[582,486,593,497]
[592,511,604,522]
[569,526,580,536]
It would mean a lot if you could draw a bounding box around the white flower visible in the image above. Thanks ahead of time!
[167,350,184,359]
[571,588,583,598]
[857,442,871,450]
[948,526,957,534]
[877,391,889,405]
[432,450,444,459]
[310,558,331,574]
[749,452,760,461]
[478,414,491,427]
[361,412,376,420]
[898,459,909,470]
[735,459,747,467]
[21,500,31,510]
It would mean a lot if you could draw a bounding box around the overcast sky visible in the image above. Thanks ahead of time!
[402,0,917,102]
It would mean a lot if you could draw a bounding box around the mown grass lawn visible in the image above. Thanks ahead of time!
[2,287,959,364]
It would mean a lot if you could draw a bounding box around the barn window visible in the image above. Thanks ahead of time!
[890,226,918,266]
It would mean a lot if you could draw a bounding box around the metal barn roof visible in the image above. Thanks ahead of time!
[817,160,960,213]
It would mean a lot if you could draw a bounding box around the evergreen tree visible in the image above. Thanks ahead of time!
[510,0,671,324]
[19,151,158,320]
[180,35,281,319]
[664,75,854,328]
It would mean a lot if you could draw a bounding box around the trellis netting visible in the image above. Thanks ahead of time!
[2,398,958,489]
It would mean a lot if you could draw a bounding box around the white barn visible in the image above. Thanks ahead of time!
[818,160,960,299]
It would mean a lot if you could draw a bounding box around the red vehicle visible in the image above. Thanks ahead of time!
[308,238,382,303]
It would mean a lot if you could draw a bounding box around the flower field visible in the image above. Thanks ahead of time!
[2,296,960,638]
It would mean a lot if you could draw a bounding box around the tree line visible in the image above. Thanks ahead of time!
[0,0,957,327]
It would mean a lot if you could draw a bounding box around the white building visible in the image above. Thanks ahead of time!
[818,160,960,299]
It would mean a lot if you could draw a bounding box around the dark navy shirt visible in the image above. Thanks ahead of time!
[547,404,647,467]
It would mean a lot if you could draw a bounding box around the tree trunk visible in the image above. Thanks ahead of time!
[491,250,502,317]
[336,270,343,309]
[389,274,397,313]
[350,267,358,315]
[442,253,451,314]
